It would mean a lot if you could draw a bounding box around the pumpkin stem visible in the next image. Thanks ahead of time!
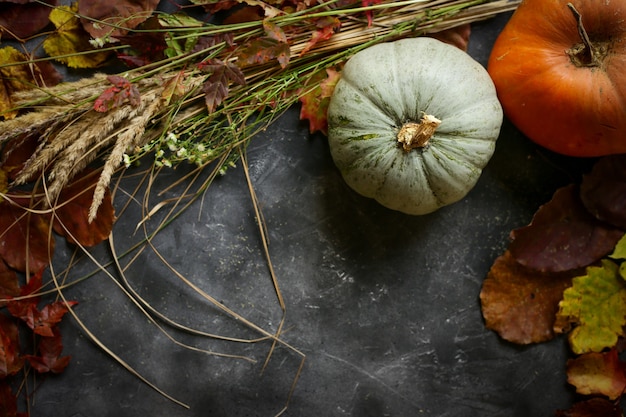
[566,3,607,67]
[397,114,441,152]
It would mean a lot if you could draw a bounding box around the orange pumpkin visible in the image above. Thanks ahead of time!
[487,0,626,157]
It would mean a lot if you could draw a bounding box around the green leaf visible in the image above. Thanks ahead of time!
[609,234,626,260]
[554,259,626,354]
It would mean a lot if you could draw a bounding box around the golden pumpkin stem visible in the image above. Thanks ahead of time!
[397,114,442,152]
[566,3,607,67]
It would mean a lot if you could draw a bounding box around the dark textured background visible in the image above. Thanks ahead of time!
[29,11,595,417]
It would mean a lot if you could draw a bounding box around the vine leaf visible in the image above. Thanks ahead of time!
[580,154,626,230]
[52,171,116,247]
[299,67,341,135]
[0,194,54,273]
[93,75,141,113]
[0,313,24,377]
[554,260,626,354]
[509,184,624,273]
[555,397,624,417]
[199,59,246,113]
[566,349,626,400]
[25,328,72,374]
[479,250,576,344]
[43,4,113,68]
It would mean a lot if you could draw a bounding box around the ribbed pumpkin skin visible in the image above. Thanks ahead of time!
[327,38,503,215]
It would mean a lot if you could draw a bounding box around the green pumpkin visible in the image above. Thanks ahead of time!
[327,37,503,215]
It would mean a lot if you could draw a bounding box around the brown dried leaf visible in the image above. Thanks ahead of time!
[567,349,626,400]
[480,250,577,344]
[79,0,161,38]
[580,154,626,230]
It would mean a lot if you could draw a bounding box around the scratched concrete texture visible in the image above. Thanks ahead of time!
[30,12,596,417]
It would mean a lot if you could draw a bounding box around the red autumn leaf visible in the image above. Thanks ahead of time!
[263,19,287,43]
[0,132,42,181]
[6,270,43,323]
[509,184,624,273]
[428,23,472,52]
[115,17,168,67]
[0,259,19,308]
[567,349,626,400]
[191,33,235,53]
[199,59,246,113]
[30,301,78,337]
[238,37,291,69]
[0,0,57,40]
[52,171,115,247]
[0,194,54,272]
[299,67,341,135]
[0,313,24,377]
[79,0,161,38]
[25,327,71,373]
[580,154,626,230]
[555,397,624,417]
[0,381,27,417]
[299,16,341,56]
[93,75,141,113]
[479,250,577,344]
[362,0,382,27]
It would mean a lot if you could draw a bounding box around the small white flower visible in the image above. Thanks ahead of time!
[122,153,131,168]
[166,132,178,142]
[176,147,187,157]
[162,159,172,168]
[155,149,164,158]
[196,143,206,152]
[89,37,106,48]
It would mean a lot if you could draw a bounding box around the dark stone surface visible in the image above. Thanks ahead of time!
[30,13,595,417]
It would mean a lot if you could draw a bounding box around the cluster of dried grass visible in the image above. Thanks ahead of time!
[0,0,520,220]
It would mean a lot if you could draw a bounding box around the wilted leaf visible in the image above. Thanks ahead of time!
[0,313,23,377]
[0,381,25,417]
[479,250,576,344]
[0,132,42,181]
[299,16,340,56]
[0,259,19,307]
[555,397,624,417]
[93,75,141,113]
[554,260,626,354]
[263,19,287,42]
[567,349,626,400]
[580,154,626,230]
[509,184,624,273]
[52,171,115,246]
[25,327,71,373]
[115,17,167,67]
[79,0,161,39]
[199,59,246,113]
[428,23,471,51]
[0,194,54,272]
[0,0,57,40]
[43,4,112,68]
[238,37,290,69]
[299,67,341,135]
[30,301,78,337]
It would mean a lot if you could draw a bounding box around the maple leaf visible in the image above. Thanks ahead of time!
[299,67,341,135]
[238,37,291,69]
[554,259,626,354]
[25,327,71,373]
[299,16,341,56]
[199,59,246,113]
[0,313,24,378]
[52,171,115,246]
[93,75,141,113]
[0,194,54,273]
[0,0,57,40]
[555,397,624,417]
[79,0,161,39]
[580,154,626,230]
[43,4,113,69]
[566,349,626,400]
[509,184,625,273]
[479,250,576,344]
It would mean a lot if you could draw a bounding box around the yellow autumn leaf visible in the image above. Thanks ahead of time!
[0,47,39,119]
[43,4,112,69]
[554,259,626,354]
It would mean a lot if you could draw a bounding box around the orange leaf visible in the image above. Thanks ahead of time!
[0,194,54,273]
[299,67,341,135]
[0,313,24,378]
[479,250,577,344]
[53,172,115,247]
[299,16,340,57]
[93,75,141,113]
[567,349,626,400]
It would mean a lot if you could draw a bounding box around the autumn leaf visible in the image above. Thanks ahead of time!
[0,46,62,119]
[199,59,246,113]
[580,154,626,230]
[362,0,382,26]
[263,19,288,43]
[115,17,168,67]
[25,327,72,373]
[0,381,27,417]
[509,184,624,273]
[93,75,141,113]
[52,171,115,247]
[555,397,624,417]
[0,194,54,273]
[0,132,43,181]
[79,0,161,39]
[566,349,626,400]
[0,259,19,308]
[479,250,576,344]
[299,16,341,57]
[0,0,57,40]
[554,260,626,354]
[299,67,341,135]
[0,313,24,377]
[158,12,206,58]
[611,235,626,260]
[428,23,472,51]
[43,3,113,69]
[238,37,290,69]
